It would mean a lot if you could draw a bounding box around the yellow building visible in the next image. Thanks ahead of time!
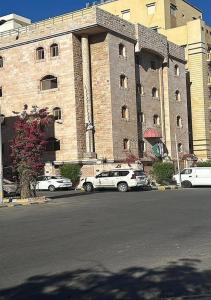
[99,0,211,160]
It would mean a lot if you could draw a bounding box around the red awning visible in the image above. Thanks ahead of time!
[144,128,162,138]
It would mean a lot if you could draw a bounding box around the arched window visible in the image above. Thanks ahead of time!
[152,87,158,98]
[122,106,129,120]
[137,84,144,95]
[46,137,60,151]
[50,43,59,57]
[138,112,145,123]
[53,107,61,120]
[40,75,58,90]
[0,56,3,68]
[119,44,126,57]
[36,47,45,60]
[123,138,130,150]
[178,143,183,153]
[174,65,179,76]
[175,90,181,101]
[177,115,182,128]
[153,114,160,126]
[120,74,128,88]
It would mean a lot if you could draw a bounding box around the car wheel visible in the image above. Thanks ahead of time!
[84,183,93,193]
[117,182,128,192]
[181,180,192,188]
[48,185,56,192]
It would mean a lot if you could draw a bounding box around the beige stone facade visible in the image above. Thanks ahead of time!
[0,7,189,171]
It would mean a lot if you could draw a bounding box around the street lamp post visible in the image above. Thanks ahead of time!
[0,114,5,204]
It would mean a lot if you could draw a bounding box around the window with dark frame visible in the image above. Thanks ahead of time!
[152,87,158,98]
[36,47,45,60]
[41,75,58,91]
[119,44,126,57]
[123,138,130,150]
[120,74,128,88]
[174,64,179,76]
[178,143,183,153]
[175,90,181,101]
[122,106,129,120]
[50,44,59,57]
[138,112,145,123]
[46,137,60,151]
[153,114,160,126]
[177,115,182,128]
[0,56,3,68]
[137,83,144,95]
[0,87,2,97]
[53,107,62,120]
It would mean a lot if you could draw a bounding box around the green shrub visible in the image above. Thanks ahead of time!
[197,161,211,167]
[60,164,81,186]
[152,162,174,184]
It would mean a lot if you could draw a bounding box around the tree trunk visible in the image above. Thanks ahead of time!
[20,175,32,199]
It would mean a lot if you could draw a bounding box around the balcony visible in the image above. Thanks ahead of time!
[207,53,211,62]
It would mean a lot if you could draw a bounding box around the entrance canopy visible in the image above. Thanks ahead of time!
[144,128,162,139]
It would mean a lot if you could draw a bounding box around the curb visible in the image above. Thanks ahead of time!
[0,197,49,209]
[151,185,180,191]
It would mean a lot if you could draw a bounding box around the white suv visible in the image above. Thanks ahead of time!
[78,169,149,192]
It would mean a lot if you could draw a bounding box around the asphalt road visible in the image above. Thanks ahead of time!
[1,188,211,299]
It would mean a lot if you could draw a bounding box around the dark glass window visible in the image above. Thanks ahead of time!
[36,47,45,60]
[41,75,58,90]
[0,56,3,68]
[46,137,60,151]
[53,107,62,120]
[50,44,59,57]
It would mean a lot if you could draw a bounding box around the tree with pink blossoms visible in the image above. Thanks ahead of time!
[10,105,53,199]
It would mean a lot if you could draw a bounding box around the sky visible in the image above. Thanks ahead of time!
[0,0,210,25]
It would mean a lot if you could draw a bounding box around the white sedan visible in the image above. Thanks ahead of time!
[35,176,72,192]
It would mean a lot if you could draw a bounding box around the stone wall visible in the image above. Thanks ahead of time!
[136,24,168,61]
[137,50,163,158]
[168,57,189,157]
[108,33,139,161]
[72,34,86,159]
[0,33,80,164]
[90,33,114,161]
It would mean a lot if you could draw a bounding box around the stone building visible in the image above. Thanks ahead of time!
[99,0,211,160]
[0,7,189,173]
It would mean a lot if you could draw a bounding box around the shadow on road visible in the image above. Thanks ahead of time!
[1,259,211,300]
[47,190,117,200]
[43,188,151,200]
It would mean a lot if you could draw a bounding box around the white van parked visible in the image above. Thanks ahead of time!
[173,167,211,188]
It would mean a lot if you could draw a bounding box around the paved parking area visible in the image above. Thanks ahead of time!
[1,188,211,299]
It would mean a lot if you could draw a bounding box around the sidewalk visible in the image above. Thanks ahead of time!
[0,196,49,208]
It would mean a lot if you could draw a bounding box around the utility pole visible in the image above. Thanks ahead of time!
[175,133,181,187]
